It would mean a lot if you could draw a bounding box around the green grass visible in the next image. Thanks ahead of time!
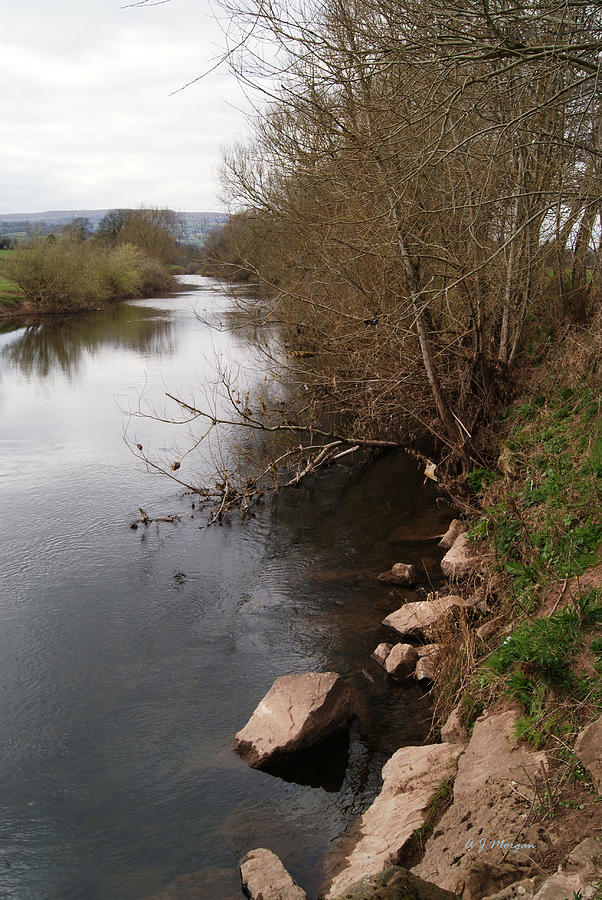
[469,381,602,586]
[482,590,602,746]
[0,265,24,309]
[463,357,602,748]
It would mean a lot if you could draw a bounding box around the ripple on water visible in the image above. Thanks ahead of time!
[0,281,444,900]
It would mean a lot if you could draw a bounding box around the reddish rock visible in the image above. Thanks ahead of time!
[371,642,393,666]
[377,562,420,586]
[440,534,481,580]
[322,742,462,898]
[574,714,602,792]
[440,705,469,744]
[233,672,353,769]
[438,519,465,550]
[240,849,307,900]
[413,710,547,895]
[384,643,419,678]
[414,644,440,681]
[383,596,464,637]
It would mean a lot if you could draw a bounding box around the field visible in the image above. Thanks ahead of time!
[0,250,24,309]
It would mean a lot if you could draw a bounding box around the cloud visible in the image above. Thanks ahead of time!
[1,0,249,213]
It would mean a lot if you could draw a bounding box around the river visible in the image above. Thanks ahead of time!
[0,277,448,899]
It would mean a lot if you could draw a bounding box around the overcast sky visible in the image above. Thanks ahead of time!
[1,0,251,214]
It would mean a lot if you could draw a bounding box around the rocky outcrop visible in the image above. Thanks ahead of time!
[440,534,481,580]
[322,742,462,898]
[378,563,420,586]
[438,519,465,550]
[372,643,393,666]
[384,643,419,678]
[383,596,464,637]
[412,710,547,897]
[234,672,353,769]
[330,865,457,899]
[574,713,602,792]
[239,848,307,900]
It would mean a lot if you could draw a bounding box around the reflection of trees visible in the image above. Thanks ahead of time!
[1,304,176,379]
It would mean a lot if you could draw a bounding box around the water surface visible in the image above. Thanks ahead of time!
[0,278,447,899]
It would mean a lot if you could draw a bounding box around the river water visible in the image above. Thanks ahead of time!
[0,277,449,899]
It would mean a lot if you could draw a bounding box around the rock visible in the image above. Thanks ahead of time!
[415,656,435,681]
[462,862,535,899]
[412,710,547,896]
[322,742,462,898]
[440,534,481,581]
[483,875,545,898]
[477,618,502,642]
[414,645,440,682]
[384,643,419,678]
[477,840,602,900]
[234,672,353,769]
[383,596,464,637]
[378,563,421,586]
[239,848,307,900]
[143,868,241,899]
[440,705,468,744]
[574,713,602,792]
[330,865,457,899]
[562,837,602,880]
[532,872,593,899]
[372,643,393,666]
[438,519,465,550]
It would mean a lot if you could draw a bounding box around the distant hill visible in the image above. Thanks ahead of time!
[0,209,228,245]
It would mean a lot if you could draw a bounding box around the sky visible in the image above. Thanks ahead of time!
[1,0,251,214]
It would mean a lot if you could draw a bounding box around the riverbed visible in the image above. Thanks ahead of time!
[0,277,446,899]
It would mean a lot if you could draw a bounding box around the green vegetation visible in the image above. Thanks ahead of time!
[0,250,24,309]
[4,237,174,312]
[435,330,602,757]
[484,591,602,747]
[468,370,601,606]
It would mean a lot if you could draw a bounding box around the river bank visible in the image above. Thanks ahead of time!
[0,276,202,327]
[228,322,601,899]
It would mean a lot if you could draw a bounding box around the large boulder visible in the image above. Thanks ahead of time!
[383,596,464,637]
[574,713,602,792]
[233,672,353,768]
[240,848,307,900]
[440,534,481,580]
[438,519,465,550]
[412,710,547,896]
[378,563,421,586]
[330,865,457,899]
[322,742,462,898]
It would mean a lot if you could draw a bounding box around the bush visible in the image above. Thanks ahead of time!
[5,236,175,311]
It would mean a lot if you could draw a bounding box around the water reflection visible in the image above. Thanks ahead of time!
[260,730,350,792]
[1,303,176,379]
[0,279,447,900]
